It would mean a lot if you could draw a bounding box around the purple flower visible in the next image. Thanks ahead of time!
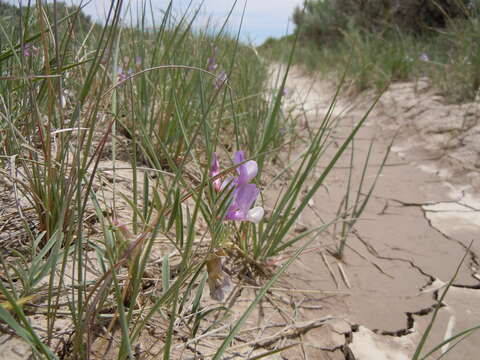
[214,70,227,89]
[209,151,264,223]
[22,44,31,57]
[233,150,258,186]
[210,153,222,191]
[419,53,429,62]
[207,46,218,71]
[22,43,36,57]
[225,183,264,223]
[117,67,132,81]
[207,57,218,72]
[211,150,263,223]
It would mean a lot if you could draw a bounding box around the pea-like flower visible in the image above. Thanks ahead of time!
[117,67,132,81]
[419,53,429,62]
[210,151,264,224]
[225,183,264,223]
[210,153,222,191]
[233,150,258,186]
[207,46,218,72]
[22,43,37,57]
[214,70,227,89]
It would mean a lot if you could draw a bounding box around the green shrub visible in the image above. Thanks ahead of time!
[294,0,478,44]
[260,0,480,102]
[424,17,480,102]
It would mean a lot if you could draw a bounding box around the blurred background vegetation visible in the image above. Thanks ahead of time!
[0,1,93,45]
[261,0,480,102]
[293,0,477,41]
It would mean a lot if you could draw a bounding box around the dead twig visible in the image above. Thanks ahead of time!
[321,251,339,288]
[337,263,351,289]
[209,316,332,354]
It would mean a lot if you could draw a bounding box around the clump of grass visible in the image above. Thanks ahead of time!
[422,17,480,102]
[261,28,420,92]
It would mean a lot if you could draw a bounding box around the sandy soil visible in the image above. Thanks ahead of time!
[268,65,480,359]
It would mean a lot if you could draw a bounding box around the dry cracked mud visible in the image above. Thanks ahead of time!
[269,65,480,359]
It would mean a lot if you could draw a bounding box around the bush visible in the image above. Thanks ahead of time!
[293,0,478,44]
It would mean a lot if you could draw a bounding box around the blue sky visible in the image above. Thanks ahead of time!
[7,0,303,44]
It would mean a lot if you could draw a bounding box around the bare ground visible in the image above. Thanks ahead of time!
[265,65,480,359]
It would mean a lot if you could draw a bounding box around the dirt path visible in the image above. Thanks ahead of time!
[271,65,480,359]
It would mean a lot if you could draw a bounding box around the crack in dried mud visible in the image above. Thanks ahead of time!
[352,230,436,282]
[346,222,479,358]
[419,207,480,271]
[368,193,480,278]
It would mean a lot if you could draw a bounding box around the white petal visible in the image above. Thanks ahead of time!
[244,160,258,180]
[246,207,264,224]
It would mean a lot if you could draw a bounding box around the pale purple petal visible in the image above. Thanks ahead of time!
[225,200,242,221]
[226,183,259,221]
[239,160,258,183]
[233,151,258,185]
[236,184,259,212]
[225,189,242,220]
[117,66,126,81]
[211,153,219,174]
[207,56,218,71]
[246,206,264,224]
[212,150,263,223]
[22,44,31,57]
[419,53,429,62]
[214,70,227,89]
[210,153,221,191]
[233,150,245,165]
[207,45,218,71]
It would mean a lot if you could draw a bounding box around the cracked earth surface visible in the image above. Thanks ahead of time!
[271,65,480,359]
